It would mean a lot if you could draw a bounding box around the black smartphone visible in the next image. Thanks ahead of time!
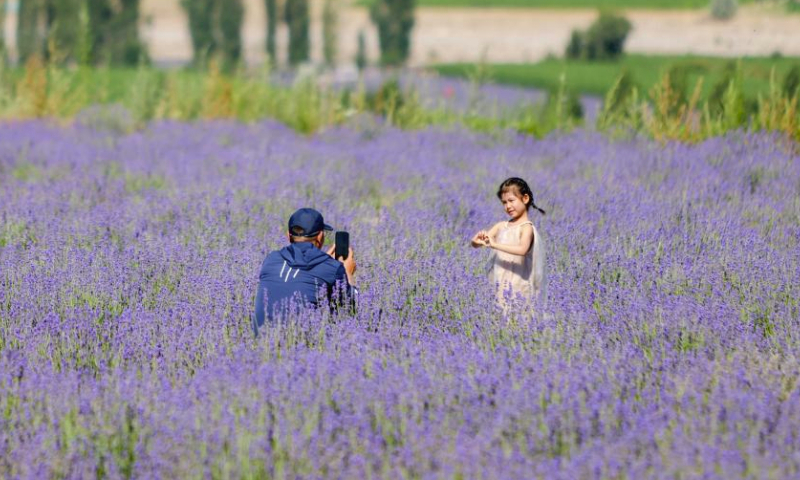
[335,231,349,260]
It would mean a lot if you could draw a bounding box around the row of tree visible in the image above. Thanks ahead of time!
[7,0,416,68]
[12,0,145,65]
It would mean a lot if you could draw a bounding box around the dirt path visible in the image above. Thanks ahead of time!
[409,6,800,64]
[4,1,800,66]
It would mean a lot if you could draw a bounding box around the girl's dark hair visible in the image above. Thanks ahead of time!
[497,177,546,215]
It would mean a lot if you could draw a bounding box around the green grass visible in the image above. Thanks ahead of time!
[420,0,709,7]
[2,58,797,142]
[433,55,800,99]
[360,0,755,8]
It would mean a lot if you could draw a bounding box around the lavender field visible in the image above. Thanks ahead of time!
[1,118,799,479]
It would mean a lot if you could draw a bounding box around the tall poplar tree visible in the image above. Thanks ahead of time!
[370,0,415,66]
[265,0,277,65]
[86,0,146,65]
[17,0,44,62]
[284,0,309,66]
[17,0,144,65]
[322,0,337,67]
[0,0,6,62]
[182,0,243,70]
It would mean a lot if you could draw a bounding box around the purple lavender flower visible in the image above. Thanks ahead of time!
[0,120,798,478]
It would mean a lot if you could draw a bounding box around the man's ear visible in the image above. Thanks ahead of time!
[287,231,292,242]
[316,231,325,246]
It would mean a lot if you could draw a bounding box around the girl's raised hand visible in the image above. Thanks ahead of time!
[471,230,490,248]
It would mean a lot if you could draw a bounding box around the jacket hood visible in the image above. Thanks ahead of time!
[279,242,331,269]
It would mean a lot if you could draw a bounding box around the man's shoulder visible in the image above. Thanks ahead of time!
[262,249,284,262]
[260,249,285,269]
[309,256,345,280]
[316,255,344,271]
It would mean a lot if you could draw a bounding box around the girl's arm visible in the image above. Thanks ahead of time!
[488,224,534,256]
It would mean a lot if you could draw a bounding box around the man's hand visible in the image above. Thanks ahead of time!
[328,245,357,284]
[340,248,356,278]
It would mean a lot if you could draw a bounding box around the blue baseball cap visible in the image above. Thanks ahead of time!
[288,208,333,237]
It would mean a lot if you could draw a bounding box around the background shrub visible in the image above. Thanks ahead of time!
[783,65,800,98]
[365,78,405,116]
[565,30,583,60]
[603,70,636,114]
[584,12,632,60]
[707,61,737,114]
[565,11,631,60]
[710,0,737,20]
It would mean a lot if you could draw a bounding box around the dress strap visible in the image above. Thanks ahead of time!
[512,220,533,227]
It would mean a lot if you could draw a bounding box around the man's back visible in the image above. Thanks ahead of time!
[254,242,349,327]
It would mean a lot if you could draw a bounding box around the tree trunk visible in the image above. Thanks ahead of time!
[284,0,309,66]
[265,0,277,65]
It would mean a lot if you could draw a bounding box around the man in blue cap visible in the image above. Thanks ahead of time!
[253,208,357,332]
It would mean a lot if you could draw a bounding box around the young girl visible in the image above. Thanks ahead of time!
[471,177,546,306]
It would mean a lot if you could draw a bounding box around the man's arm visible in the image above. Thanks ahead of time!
[253,255,276,334]
[335,263,358,294]
[340,247,356,286]
[327,246,356,284]
[332,254,358,312]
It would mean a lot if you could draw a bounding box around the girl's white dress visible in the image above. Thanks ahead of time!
[490,220,546,305]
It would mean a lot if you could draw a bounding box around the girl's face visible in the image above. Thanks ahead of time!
[500,190,529,220]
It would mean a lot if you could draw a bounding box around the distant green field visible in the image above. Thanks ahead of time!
[433,55,800,98]
[417,0,710,7]
[361,0,755,8]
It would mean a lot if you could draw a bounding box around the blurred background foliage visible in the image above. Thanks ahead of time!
[16,0,146,65]
[359,0,748,7]
[435,56,800,100]
[0,0,798,142]
[181,0,244,70]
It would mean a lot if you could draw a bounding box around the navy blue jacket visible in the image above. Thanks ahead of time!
[254,242,353,329]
